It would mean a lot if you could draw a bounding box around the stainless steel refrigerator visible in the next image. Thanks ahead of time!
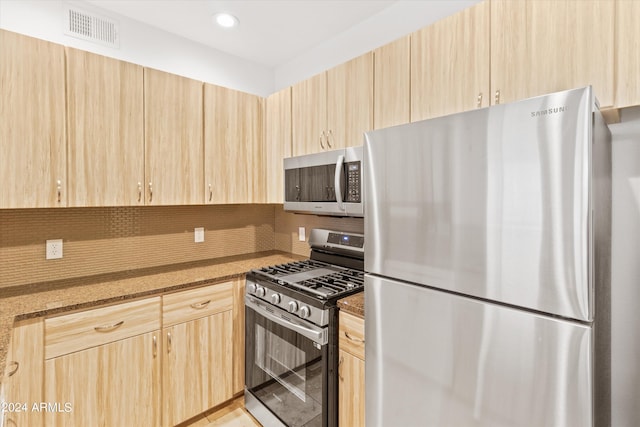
[363,87,611,427]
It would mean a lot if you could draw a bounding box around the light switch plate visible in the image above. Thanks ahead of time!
[46,239,63,259]
[298,227,306,242]
[194,227,205,243]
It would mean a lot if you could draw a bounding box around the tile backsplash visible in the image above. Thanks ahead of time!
[0,204,364,289]
[0,205,275,288]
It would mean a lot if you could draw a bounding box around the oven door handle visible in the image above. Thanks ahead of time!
[245,295,327,345]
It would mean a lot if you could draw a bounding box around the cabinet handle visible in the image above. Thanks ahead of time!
[94,320,124,332]
[320,131,326,149]
[6,361,19,377]
[137,182,142,202]
[495,89,500,105]
[153,335,157,358]
[167,332,172,353]
[344,331,364,344]
[148,182,153,202]
[338,355,344,381]
[327,130,333,148]
[190,300,211,310]
[477,92,483,108]
[208,184,213,202]
[56,179,62,203]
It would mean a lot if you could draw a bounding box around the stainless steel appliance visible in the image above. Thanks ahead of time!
[284,147,364,217]
[364,87,612,426]
[244,229,364,427]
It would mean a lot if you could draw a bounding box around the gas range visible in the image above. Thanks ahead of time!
[246,229,364,326]
[244,228,364,427]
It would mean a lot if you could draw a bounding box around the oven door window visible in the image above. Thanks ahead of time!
[246,307,325,427]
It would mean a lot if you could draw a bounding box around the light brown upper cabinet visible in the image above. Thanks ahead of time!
[204,84,264,204]
[411,2,490,122]
[144,68,203,205]
[66,48,144,207]
[0,30,66,208]
[327,53,374,149]
[292,53,373,155]
[265,87,292,204]
[615,0,640,109]
[490,0,614,107]
[374,36,411,129]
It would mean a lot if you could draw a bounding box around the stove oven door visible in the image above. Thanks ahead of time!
[245,295,331,427]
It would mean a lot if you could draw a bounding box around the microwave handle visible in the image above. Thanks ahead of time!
[334,154,345,210]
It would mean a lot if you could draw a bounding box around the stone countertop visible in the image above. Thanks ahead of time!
[0,250,303,386]
[337,290,364,318]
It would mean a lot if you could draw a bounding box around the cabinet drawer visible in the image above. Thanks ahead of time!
[45,297,160,359]
[339,311,365,360]
[162,281,233,327]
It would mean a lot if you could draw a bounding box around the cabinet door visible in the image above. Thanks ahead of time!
[162,311,233,427]
[411,2,490,121]
[374,36,411,129]
[232,278,246,395]
[338,349,365,427]
[66,48,144,206]
[144,68,203,205]
[44,331,161,427]
[292,72,327,156]
[616,0,640,109]
[0,30,66,208]
[491,0,614,107]
[265,87,292,203]
[327,53,374,148]
[2,318,44,427]
[204,84,264,204]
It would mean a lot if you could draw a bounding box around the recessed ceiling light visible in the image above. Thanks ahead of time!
[213,12,239,29]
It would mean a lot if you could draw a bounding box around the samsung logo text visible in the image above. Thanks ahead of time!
[530,106,568,117]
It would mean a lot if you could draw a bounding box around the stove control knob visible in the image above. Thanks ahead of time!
[256,286,266,298]
[288,301,299,313]
[299,306,311,319]
[247,283,256,294]
[271,293,281,304]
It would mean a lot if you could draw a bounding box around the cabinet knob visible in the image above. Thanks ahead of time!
[137,182,142,203]
[153,335,157,358]
[209,184,213,202]
[56,179,62,203]
[327,129,333,148]
[495,90,501,105]
[320,131,326,149]
[148,182,153,203]
[167,332,172,353]
[477,92,483,108]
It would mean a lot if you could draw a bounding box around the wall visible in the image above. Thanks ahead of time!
[0,205,275,288]
[274,0,481,91]
[609,106,640,427]
[0,0,273,96]
[274,206,364,257]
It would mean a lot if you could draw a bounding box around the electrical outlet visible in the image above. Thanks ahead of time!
[46,239,63,260]
[194,227,205,243]
[298,227,306,242]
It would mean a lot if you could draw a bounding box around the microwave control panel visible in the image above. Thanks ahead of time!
[345,161,361,202]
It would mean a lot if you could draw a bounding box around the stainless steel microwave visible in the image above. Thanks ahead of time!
[283,146,364,217]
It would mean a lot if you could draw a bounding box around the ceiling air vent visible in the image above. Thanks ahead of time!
[64,5,120,48]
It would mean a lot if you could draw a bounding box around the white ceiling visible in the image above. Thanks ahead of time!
[84,0,473,69]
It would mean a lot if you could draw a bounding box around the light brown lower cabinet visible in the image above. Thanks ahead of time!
[162,311,233,426]
[44,331,161,426]
[338,311,365,427]
[161,280,235,426]
[43,297,161,427]
[1,318,44,427]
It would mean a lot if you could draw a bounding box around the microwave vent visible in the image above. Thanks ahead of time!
[64,5,119,48]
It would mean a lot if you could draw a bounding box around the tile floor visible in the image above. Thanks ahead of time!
[182,397,262,427]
